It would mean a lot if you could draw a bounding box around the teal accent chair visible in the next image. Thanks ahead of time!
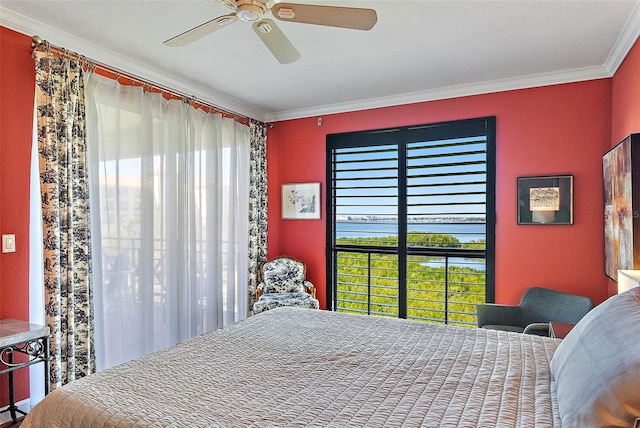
[476,287,594,336]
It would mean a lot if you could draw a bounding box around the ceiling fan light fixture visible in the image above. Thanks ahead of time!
[276,7,295,20]
[237,4,264,22]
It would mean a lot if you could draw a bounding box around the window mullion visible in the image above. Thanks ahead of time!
[398,133,408,319]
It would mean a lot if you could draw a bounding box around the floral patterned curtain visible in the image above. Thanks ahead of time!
[248,120,268,311]
[34,48,95,389]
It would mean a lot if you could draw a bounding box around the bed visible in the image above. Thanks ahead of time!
[21,287,640,427]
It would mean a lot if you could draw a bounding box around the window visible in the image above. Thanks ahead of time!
[326,117,495,326]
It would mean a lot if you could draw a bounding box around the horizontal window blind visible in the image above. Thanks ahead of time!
[333,144,399,247]
[406,136,487,249]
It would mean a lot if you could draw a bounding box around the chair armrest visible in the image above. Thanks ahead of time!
[522,322,550,336]
[303,281,316,299]
[476,303,522,328]
[256,282,265,300]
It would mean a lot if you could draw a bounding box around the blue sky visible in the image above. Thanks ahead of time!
[333,136,487,220]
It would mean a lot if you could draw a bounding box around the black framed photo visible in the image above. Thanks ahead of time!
[517,175,573,225]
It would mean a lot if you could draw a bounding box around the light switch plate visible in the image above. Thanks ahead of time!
[2,234,16,253]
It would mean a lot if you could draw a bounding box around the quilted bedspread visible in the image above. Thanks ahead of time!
[22,307,561,427]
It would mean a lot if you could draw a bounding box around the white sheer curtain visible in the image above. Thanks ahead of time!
[29,104,45,408]
[85,73,249,370]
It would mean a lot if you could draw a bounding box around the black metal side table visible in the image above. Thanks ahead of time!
[0,319,50,423]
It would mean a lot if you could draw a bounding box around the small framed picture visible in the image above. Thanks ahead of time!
[517,175,573,225]
[282,182,321,219]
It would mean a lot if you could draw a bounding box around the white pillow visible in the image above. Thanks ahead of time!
[550,287,640,427]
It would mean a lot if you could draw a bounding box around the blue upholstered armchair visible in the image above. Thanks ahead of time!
[252,256,320,314]
[476,287,594,336]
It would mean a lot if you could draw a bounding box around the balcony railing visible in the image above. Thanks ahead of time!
[331,245,486,327]
[100,236,228,307]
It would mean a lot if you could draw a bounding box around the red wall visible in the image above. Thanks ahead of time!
[612,39,640,144]
[268,81,613,308]
[0,27,35,405]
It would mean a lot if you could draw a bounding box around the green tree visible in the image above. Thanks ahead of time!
[334,233,485,327]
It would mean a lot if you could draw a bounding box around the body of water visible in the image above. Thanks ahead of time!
[336,220,485,243]
[336,221,487,271]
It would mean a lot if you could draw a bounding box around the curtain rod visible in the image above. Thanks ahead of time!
[31,35,260,125]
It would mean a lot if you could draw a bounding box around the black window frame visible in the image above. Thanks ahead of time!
[325,116,496,318]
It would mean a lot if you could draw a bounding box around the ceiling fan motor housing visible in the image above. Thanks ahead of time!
[231,0,266,22]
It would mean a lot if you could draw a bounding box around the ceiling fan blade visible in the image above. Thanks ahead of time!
[252,19,301,64]
[271,3,377,31]
[164,14,238,47]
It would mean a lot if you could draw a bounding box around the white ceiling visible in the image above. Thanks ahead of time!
[1,0,640,122]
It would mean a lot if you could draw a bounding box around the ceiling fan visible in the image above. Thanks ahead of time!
[164,0,377,64]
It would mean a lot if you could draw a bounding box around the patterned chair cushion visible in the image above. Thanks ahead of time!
[252,292,320,314]
[262,258,306,294]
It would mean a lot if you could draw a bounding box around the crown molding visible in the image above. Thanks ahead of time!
[0,7,266,122]
[264,65,611,122]
[604,1,640,74]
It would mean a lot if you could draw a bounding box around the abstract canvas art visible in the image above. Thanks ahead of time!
[603,134,640,280]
